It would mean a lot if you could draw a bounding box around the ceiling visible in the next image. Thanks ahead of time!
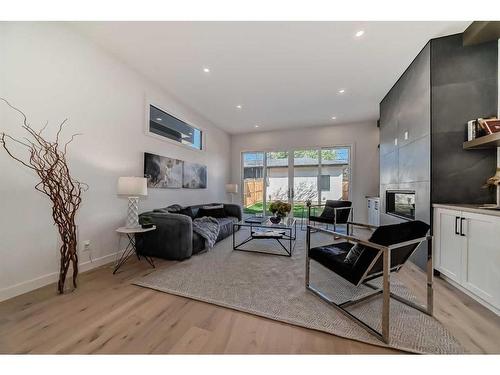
[71,21,471,134]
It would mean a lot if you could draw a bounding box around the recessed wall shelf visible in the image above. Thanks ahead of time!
[463,132,500,149]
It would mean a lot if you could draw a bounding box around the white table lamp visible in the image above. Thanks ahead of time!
[225,183,238,203]
[118,177,148,228]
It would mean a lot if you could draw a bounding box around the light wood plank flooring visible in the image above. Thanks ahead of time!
[0,256,499,354]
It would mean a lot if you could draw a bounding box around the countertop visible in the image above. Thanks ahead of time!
[433,203,500,217]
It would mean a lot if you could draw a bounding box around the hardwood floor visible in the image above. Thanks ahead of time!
[0,256,499,354]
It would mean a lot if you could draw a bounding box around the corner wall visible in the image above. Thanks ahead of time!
[230,121,380,224]
[431,34,498,204]
[0,22,231,301]
[379,43,431,269]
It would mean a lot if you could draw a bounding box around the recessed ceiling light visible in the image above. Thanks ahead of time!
[331,116,337,120]
[156,117,162,121]
[355,30,365,37]
[203,67,210,73]
[236,105,242,109]
[255,125,260,128]
[338,89,345,94]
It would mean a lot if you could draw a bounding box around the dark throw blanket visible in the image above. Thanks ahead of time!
[193,217,220,250]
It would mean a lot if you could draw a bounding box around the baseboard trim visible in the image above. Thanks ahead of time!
[439,274,500,316]
[0,251,120,302]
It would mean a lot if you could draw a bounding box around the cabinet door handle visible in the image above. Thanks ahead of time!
[455,216,460,235]
[460,217,466,237]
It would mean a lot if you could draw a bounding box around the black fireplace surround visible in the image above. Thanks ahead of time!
[386,190,416,220]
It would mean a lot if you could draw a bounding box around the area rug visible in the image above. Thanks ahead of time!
[134,228,465,354]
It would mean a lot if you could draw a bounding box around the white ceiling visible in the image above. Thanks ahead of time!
[71,21,471,134]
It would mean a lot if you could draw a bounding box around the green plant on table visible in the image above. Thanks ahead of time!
[269,200,292,218]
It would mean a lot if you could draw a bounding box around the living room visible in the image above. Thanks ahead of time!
[1,1,500,372]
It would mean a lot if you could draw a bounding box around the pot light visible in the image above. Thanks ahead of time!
[236,105,242,109]
[203,67,210,73]
[338,89,345,94]
[156,118,162,121]
[255,125,260,128]
[355,30,365,37]
[331,116,337,120]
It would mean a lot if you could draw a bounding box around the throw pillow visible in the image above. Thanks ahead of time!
[197,205,226,219]
[166,204,182,213]
[344,244,365,265]
[178,207,195,219]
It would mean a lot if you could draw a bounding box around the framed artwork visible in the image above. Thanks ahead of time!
[183,161,207,189]
[144,152,183,188]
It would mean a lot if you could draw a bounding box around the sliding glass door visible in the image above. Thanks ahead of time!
[293,149,319,218]
[319,147,351,203]
[241,146,351,218]
[242,152,265,214]
[265,151,289,215]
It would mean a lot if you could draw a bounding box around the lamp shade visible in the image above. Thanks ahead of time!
[117,177,148,196]
[225,183,238,194]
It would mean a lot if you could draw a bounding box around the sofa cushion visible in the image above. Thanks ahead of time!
[308,242,357,283]
[319,206,336,220]
[192,232,205,255]
[216,216,238,241]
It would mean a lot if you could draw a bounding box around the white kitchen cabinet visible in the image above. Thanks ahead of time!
[434,208,463,281]
[433,206,500,315]
[367,197,380,227]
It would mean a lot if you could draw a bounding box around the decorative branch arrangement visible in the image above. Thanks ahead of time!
[0,98,88,294]
[485,168,500,188]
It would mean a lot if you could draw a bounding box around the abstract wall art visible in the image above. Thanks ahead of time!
[182,161,207,189]
[144,152,183,188]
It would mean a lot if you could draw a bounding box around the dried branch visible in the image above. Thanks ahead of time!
[0,98,88,294]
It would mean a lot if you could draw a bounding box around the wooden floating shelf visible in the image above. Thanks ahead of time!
[463,132,500,149]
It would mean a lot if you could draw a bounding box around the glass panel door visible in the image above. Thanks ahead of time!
[242,152,265,215]
[293,149,319,218]
[265,151,289,215]
[320,146,351,203]
[241,147,351,219]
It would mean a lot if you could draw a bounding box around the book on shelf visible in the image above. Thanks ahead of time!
[484,119,500,134]
[467,120,476,141]
[477,117,500,136]
[467,117,500,141]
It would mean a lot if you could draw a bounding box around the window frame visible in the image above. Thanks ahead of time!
[240,144,354,214]
[144,100,205,152]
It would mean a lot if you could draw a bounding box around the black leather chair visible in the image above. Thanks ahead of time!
[306,220,432,344]
[307,200,353,234]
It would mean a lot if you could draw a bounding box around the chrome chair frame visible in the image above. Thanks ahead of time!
[305,222,433,344]
[305,204,354,234]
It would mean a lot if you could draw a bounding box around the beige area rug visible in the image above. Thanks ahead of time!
[134,228,465,354]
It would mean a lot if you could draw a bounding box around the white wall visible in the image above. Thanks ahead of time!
[0,22,231,301]
[230,122,380,222]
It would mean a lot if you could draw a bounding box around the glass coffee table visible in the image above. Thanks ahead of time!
[232,217,297,257]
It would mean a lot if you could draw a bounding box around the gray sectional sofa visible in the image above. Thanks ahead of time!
[136,203,242,260]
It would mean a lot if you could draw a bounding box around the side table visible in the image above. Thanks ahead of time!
[113,226,156,274]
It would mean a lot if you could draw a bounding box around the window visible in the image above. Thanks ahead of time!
[242,152,265,214]
[148,105,202,150]
[241,146,351,217]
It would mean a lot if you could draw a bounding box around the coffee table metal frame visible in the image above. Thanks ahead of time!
[232,217,297,257]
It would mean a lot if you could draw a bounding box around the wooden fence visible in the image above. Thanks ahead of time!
[243,178,264,207]
[243,178,349,207]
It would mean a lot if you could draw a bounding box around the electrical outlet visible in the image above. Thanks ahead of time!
[82,240,91,252]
